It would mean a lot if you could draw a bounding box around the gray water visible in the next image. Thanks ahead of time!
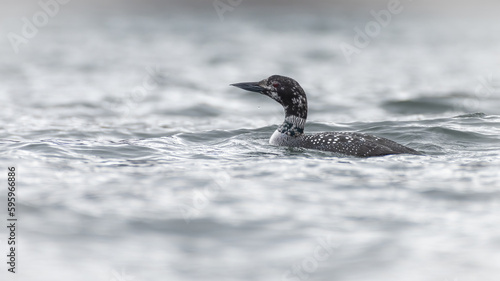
[1,10,500,281]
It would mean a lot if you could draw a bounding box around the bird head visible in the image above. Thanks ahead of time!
[231,75,308,119]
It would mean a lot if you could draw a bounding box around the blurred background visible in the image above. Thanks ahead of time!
[2,0,500,14]
[1,1,500,281]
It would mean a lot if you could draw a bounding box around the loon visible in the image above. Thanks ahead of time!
[231,75,421,157]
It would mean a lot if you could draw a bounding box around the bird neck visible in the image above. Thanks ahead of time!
[278,115,306,137]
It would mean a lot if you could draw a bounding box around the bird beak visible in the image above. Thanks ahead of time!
[230,82,265,93]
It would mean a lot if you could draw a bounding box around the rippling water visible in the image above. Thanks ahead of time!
[1,10,500,281]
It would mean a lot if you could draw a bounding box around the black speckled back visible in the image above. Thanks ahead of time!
[300,132,421,157]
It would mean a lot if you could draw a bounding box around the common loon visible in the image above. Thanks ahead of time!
[231,75,421,157]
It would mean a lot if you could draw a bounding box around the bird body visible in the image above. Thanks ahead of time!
[231,75,421,157]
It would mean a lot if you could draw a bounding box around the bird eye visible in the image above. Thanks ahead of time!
[272,82,280,88]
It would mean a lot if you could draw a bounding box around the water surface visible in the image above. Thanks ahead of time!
[1,11,500,281]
